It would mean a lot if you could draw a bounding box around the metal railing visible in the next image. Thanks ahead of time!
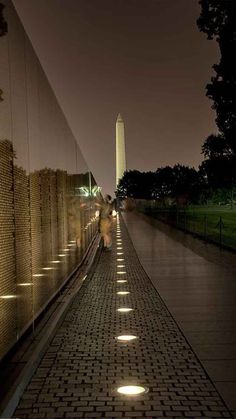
[138,205,236,252]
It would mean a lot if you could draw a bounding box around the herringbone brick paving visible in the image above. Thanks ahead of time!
[14,216,232,418]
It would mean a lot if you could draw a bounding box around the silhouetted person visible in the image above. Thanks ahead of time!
[98,194,113,251]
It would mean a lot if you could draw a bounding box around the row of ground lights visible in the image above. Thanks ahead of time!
[34,241,77,275]
[115,214,148,396]
[1,214,97,299]
[0,241,78,298]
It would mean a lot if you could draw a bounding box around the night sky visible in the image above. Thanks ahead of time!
[13,0,219,196]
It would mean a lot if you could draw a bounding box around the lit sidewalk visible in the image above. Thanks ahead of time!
[14,214,232,418]
[123,211,236,418]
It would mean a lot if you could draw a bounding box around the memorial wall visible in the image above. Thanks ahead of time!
[0,1,99,360]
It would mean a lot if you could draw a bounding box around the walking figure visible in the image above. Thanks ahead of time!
[98,194,113,251]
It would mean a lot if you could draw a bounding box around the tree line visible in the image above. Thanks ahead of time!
[117,0,236,207]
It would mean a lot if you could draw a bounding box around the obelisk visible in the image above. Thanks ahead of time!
[116,113,126,187]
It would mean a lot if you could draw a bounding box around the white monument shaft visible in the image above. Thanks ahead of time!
[116,113,126,187]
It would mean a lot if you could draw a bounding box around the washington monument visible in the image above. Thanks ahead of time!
[116,113,126,187]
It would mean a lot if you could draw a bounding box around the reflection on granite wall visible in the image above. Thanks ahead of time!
[14,165,32,334]
[0,1,100,360]
[0,140,16,358]
[0,138,99,360]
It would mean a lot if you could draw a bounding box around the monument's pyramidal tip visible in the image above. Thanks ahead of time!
[117,113,123,122]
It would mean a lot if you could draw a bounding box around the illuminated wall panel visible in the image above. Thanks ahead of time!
[14,166,32,333]
[0,1,99,360]
[0,140,17,357]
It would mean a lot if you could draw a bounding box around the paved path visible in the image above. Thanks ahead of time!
[14,214,232,418]
[123,212,236,418]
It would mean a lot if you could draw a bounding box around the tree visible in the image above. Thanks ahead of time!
[116,166,202,205]
[201,134,232,160]
[197,0,236,154]
[116,170,155,200]
[171,165,201,203]
[199,158,233,190]
[200,133,235,191]
[153,166,175,200]
[0,2,7,103]
[0,2,7,37]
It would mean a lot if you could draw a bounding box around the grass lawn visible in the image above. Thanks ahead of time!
[184,206,236,249]
[144,205,236,251]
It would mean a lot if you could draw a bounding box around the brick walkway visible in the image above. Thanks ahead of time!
[14,216,232,418]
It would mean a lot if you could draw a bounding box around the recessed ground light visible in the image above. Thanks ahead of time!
[117,247,123,250]
[117,291,130,295]
[117,252,123,255]
[58,254,67,257]
[42,267,54,270]
[82,275,87,281]
[51,260,61,263]
[117,271,126,275]
[62,249,70,252]
[117,265,125,268]
[117,308,133,312]
[116,335,137,341]
[69,240,76,243]
[117,385,147,396]
[117,280,127,283]
[117,258,124,261]
[17,283,33,286]
[67,243,76,247]
[0,295,16,299]
[33,273,46,277]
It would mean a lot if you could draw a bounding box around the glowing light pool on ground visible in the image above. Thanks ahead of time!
[116,385,147,395]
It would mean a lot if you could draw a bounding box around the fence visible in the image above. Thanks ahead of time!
[138,205,236,252]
